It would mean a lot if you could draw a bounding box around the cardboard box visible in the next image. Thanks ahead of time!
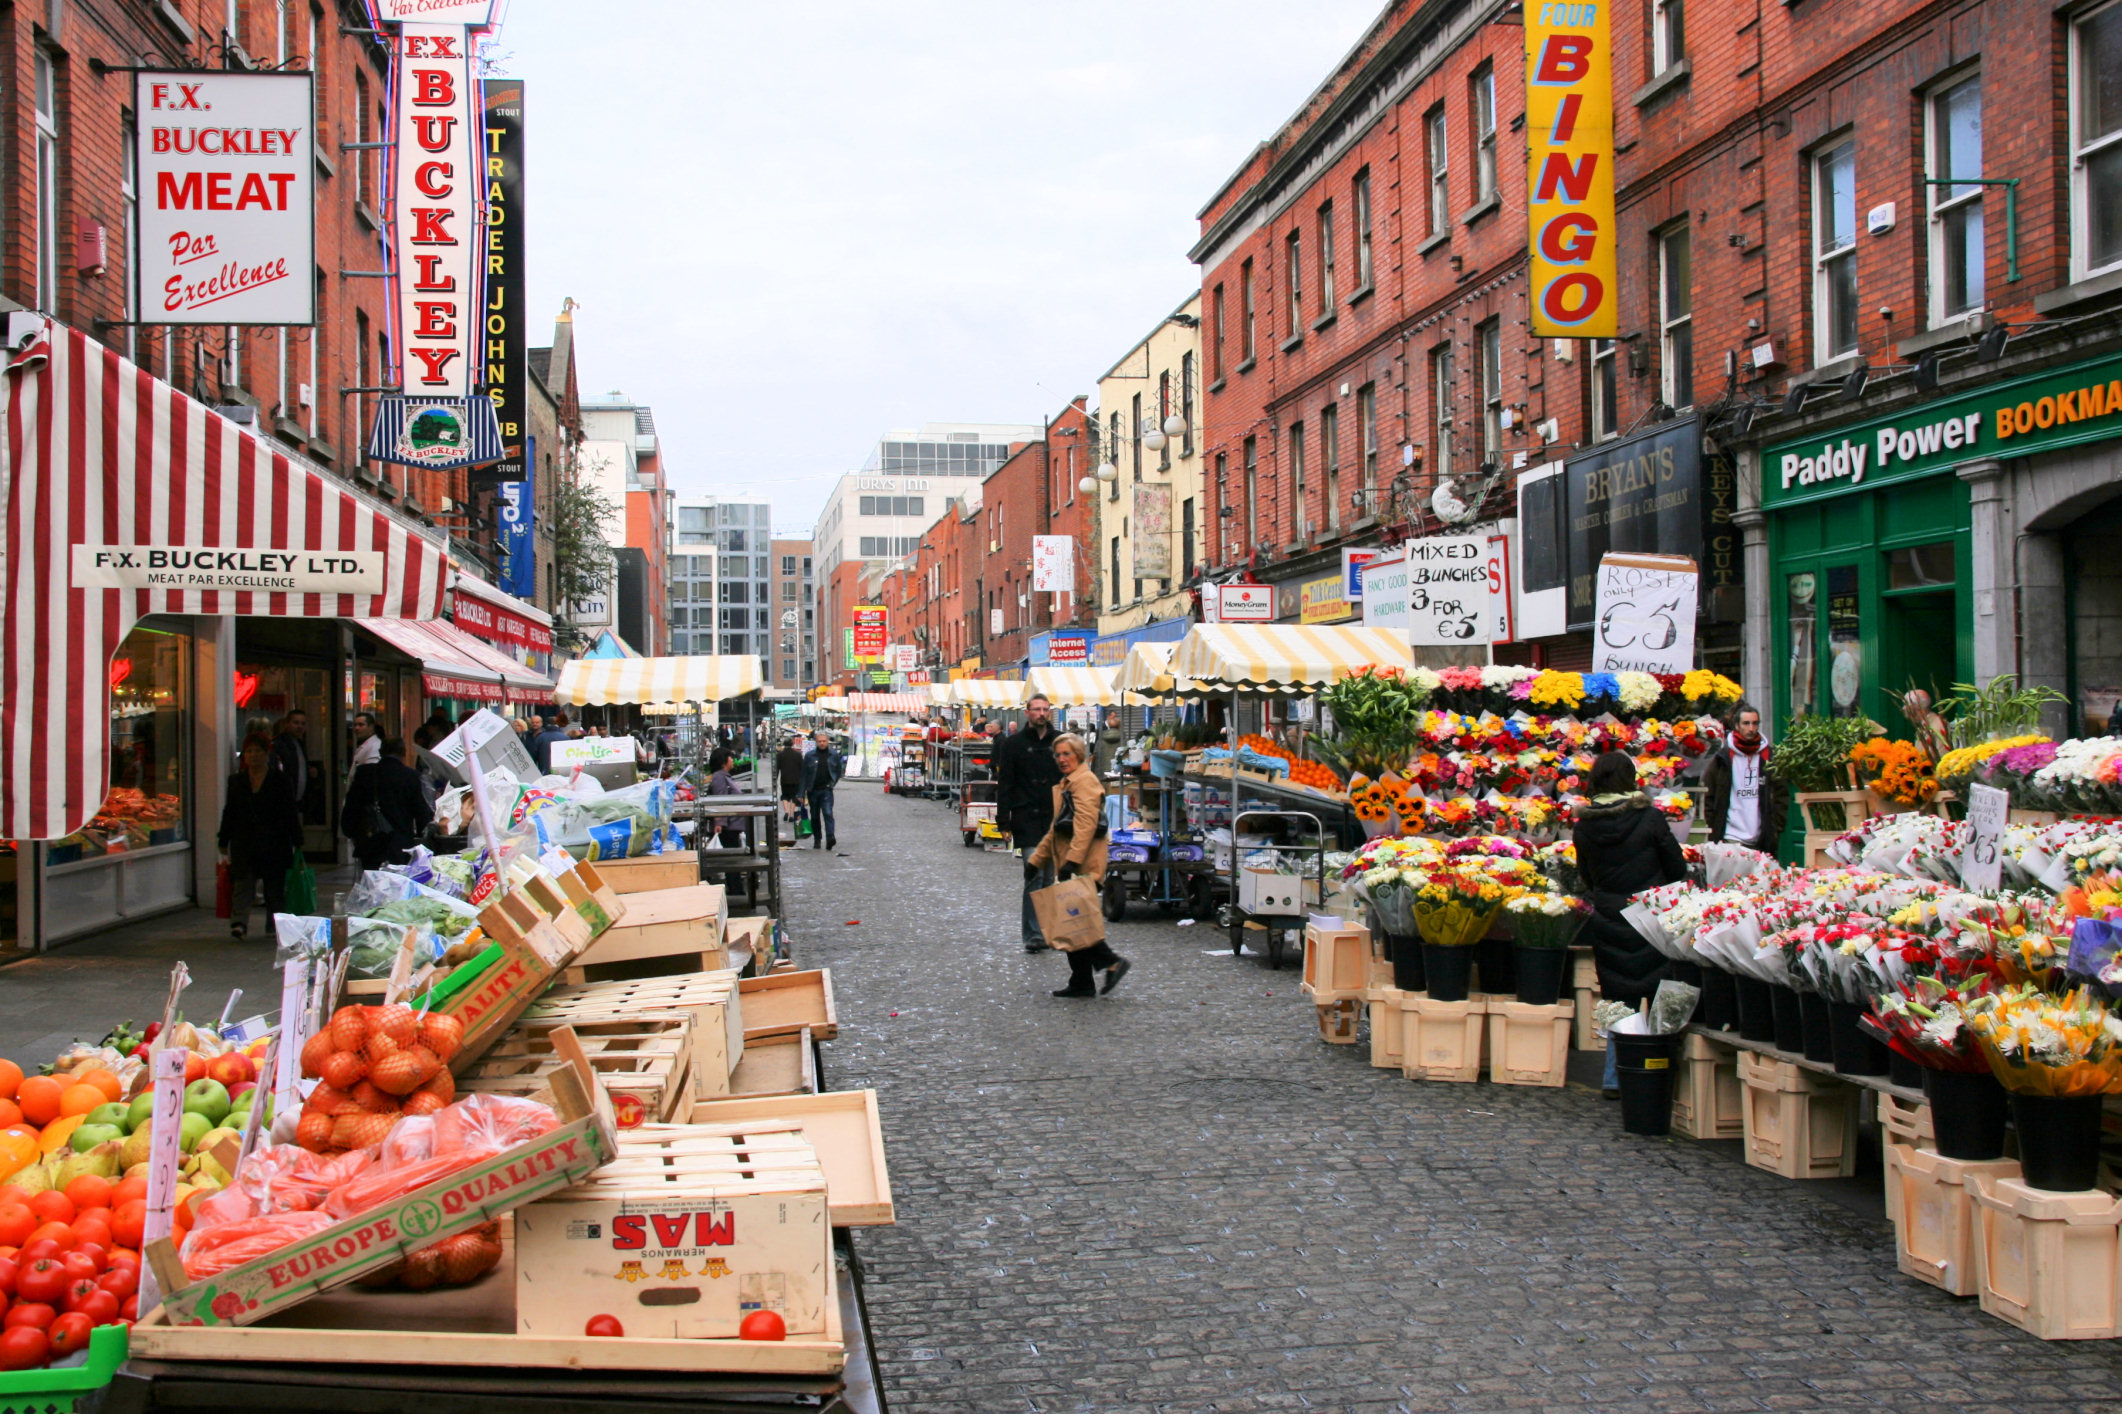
[562,883,728,982]
[588,853,703,894]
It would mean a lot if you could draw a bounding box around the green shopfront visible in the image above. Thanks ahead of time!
[1760,349,2122,736]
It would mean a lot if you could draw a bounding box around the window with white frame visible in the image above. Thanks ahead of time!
[35,51,58,314]
[1660,225,1694,408]
[1321,403,1341,532]
[1241,259,1256,363]
[1478,320,1503,461]
[1289,422,1307,542]
[1358,383,1379,504]
[1426,108,1449,237]
[1430,348,1454,479]
[1317,201,1336,312]
[1590,338,1618,440]
[1285,230,1303,337]
[1813,139,1859,362]
[1928,75,1985,321]
[1471,68,1498,206]
[1654,0,1685,75]
[2072,2,2122,280]
[1353,170,1374,289]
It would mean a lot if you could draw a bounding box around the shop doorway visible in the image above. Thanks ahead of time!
[1880,540,1960,716]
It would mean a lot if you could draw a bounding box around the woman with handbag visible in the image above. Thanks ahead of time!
[341,736,429,870]
[1028,732,1132,998]
[218,733,302,940]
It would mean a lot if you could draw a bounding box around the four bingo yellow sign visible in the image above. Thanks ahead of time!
[1523,2,1617,338]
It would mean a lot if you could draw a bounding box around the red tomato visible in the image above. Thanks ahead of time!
[0,1324,46,1371]
[60,1250,99,1281]
[3,1302,53,1330]
[67,1290,116,1326]
[16,1241,58,1266]
[59,1278,101,1314]
[737,1309,787,1341]
[14,1260,65,1306]
[95,1267,136,1299]
[68,1216,111,1251]
[583,1314,624,1337]
[108,1201,145,1252]
[118,1294,137,1321]
[0,1257,16,1299]
[45,1312,89,1360]
[0,1209,30,1248]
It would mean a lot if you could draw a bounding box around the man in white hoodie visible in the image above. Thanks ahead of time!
[1704,702,1787,853]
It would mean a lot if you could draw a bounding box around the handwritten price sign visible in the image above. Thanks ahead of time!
[1403,535,1491,646]
[1591,553,1698,674]
[1961,783,2009,893]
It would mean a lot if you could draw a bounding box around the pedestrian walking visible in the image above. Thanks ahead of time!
[777,736,808,835]
[801,728,844,851]
[1093,708,1125,777]
[346,711,382,789]
[1028,732,1130,998]
[996,693,1062,952]
[530,712,571,773]
[1571,750,1689,1096]
[342,736,429,870]
[706,747,746,848]
[1702,700,1787,854]
[218,733,302,941]
[268,710,310,809]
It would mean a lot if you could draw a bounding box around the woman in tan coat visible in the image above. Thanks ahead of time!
[1029,733,1131,998]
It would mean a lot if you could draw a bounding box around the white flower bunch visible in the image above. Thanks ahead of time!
[1479,664,1538,689]
[2032,736,2122,791]
[1616,672,1663,713]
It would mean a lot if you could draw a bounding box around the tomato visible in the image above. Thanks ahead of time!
[0,1258,16,1300]
[737,1309,787,1341]
[60,1250,99,1281]
[583,1314,624,1337]
[45,1312,89,1360]
[118,1294,137,1322]
[59,1278,100,1314]
[3,1303,53,1330]
[69,1215,111,1251]
[23,1192,71,1228]
[95,1267,136,1299]
[14,1260,65,1306]
[0,1208,31,1249]
[16,1240,58,1266]
[66,1289,116,1326]
[0,1324,46,1371]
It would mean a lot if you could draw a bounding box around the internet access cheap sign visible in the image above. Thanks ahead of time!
[1522,3,1616,338]
[135,72,315,325]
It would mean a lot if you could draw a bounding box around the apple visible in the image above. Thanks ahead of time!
[205,1054,254,1088]
[176,1113,211,1152]
[84,1103,129,1132]
[227,1080,257,1105]
[68,1124,123,1154]
[123,1094,155,1134]
[182,1079,230,1125]
[182,1053,208,1085]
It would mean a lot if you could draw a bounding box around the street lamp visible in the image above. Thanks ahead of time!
[1094,461,1117,482]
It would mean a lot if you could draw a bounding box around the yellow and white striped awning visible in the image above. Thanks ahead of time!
[925,682,954,706]
[556,655,764,706]
[950,678,1028,708]
[1026,665,1123,708]
[849,692,923,713]
[1167,625,1412,692]
[1115,641,1203,700]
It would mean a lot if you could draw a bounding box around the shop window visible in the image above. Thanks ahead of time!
[1826,564,1864,717]
[50,623,191,865]
[1928,75,1985,322]
[1591,338,1619,440]
[1813,139,1859,362]
[2072,0,2122,280]
[1786,572,1819,715]
[1660,226,1693,409]
[1888,541,1956,589]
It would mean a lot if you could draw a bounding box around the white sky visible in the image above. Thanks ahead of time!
[499,1,1385,538]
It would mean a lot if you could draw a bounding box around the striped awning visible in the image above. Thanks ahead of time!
[1116,641,1203,700]
[426,619,553,704]
[849,692,922,712]
[1167,625,1412,692]
[925,682,953,706]
[1026,665,1122,707]
[812,696,850,713]
[556,655,763,706]
[359,618,506,704]
[0,320,451,840]
[950,678,1027,708]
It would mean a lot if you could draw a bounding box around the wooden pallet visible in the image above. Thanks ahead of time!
[463,1013,695,1125]
[684,1090,893,1227]
[728,1028,818,1099]
[739,969,837,1042]
[561,883,727,984]
[528,971,745,1099]
[587,852,703,893]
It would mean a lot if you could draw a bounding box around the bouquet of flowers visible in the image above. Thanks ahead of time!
[1863,972,2001,1072]
[1966,985,2122,1095]
[1849,736,1939,809]
[1410,861,1525,947]
[1504,892,1591,949]
[1935,733,2051,789]
[1534,840,1583,895]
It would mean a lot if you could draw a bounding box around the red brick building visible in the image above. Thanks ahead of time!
[975,398,1093,669]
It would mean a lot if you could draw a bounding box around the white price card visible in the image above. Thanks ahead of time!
[1961,782,2010,893]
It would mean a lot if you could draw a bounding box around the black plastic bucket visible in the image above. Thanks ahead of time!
[1888,1050,1925,1090]
[1769,984,1808,1055]
[1475,933,1515,996]
[1388,933,1426,993]
[2010,1093,2106,1192]
[1732,975,1777,1043]
[1828,1000,1892,1076]
[1796,990,1836,1063]
[1696,967,1738,1032]
[1613,1031,1681,1137]
[1513,945,1569,1006]
[1422,943,1474,1002]
[1923,1067,2010,1162]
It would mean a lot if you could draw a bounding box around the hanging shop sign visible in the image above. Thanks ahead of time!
[134,71,316,326]
[1342,547,1380,600]
[1555,416,1712,630]
[453,581,552,653]
[476,78,527,486]
[1403,535,1490,645]
[364,394,505,470]
[1360,553,1409,635]
[1762,350,2122,509]
[497,437,536,600]
[1133,483,1173,579]
[72,545,382,596]
[1217,584,1275,622]
[1591,553,1698,674]
[394,23,478,394]
[1046,633,1091,665]
[852,606,887,660]
[1299,576,1354,624]
[1522,0,1616,337]
[374,0,494,21]
[1031,535,1074,592]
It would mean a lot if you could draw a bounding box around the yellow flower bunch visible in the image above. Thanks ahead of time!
[1935,734,2051,783]
[1528,671,1585,710]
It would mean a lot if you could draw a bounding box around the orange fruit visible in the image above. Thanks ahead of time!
[0,1130,33,1179]
[74,1070,120,1104]
[109,1176,147,1210]
[26,1220,73,1250]
[109,1201,145,1251]
[57,1084,105,1119]
[26,1191,73,1226]
[36,1115,84,1155]
[62,1175,111,1213]
[69,1212,111,1250]
[0,1060,22,1101]
[15,1076,62,1127]
[0,1101,20,1131]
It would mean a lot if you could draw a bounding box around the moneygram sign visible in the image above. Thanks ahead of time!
[135,72,315,325]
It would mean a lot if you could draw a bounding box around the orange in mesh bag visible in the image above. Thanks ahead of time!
[322,1094,560,1220]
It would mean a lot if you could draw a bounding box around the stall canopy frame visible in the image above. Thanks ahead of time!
[1166,625,1412,693]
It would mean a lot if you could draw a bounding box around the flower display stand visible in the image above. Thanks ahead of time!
[1571,949,1601,1051]
[1367,986,1407,1070]
[1887,1143,2020,1297]
[1487,999,1573,1087]
[1671,1033,1743,1141]
[1398,993,1488,1082]
[1738,1050,1859,1179]
[1878,1094,1937,1218]
[1797,790,1872,868]
[1968,1170,2122,1339]
[1302,922,1371,1043]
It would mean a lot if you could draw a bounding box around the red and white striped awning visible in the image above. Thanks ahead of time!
[359,617,505,703]
[0,321,451,839]
[450,571,553,654]
[848,692,922,713]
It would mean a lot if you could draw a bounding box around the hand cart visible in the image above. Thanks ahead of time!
[958,777,998,848]
[1216,807,1327,969]
[1100,775,1211,921]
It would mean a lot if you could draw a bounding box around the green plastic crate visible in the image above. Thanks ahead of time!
[0,1324,127,1414]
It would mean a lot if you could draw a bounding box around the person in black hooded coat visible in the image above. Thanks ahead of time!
[1572,750,1689,1092]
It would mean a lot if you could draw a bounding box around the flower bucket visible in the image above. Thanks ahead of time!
[1475,932,1516,996]
[1923,1067,2011,1162]
[1613,1030,1681,1137]
[1387,933,1426,992]
[1796,990,1836,1064]
[1828,999,1892,1076]
[1769,984,1808,1055]
[1732,974,1778,1043]
[1513,945,1569,1006]
[1697,966,1738,1031]
[1421,943,1475,1002]
[1888,1050,1926,1089]
[2009,1093,2106,1192]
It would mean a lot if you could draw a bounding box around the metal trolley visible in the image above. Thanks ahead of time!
[1215,807,1328,969]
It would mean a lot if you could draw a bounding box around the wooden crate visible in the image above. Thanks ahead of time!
[1888,1143,2021,1297]
[516,1128,831,1340]
[1301,923,1370,1003]
[739,969,838,1042]
[1367,987,1406,1070]
[1969,1170,2122,1339]
[142,1033,618,1329]
[589,852,704,893]
[684,1091,893,1227]
[1738,1050,1859,1179]
[130,1222,846,1377]
[724,916,774,974]
[1399,994,1487,1082]
[464,1012,696,1126]
[1487,999,1573,1087]
[431,894,592,1073]
[1313,999,1360,1044]
[1571,949,1600,1051]
[529,972,744,1100]
[1672,1033,1744,1141]
[729,1029,818,1099]
[562,883,728,984]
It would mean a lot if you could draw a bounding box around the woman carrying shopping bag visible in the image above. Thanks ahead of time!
[218,733,302,940]
[1028,732,1131,998]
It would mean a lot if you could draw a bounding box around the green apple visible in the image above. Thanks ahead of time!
[125,1093,155,1133]
[182,1078,231,1124]
[178,1111,212,1151]
[69,1123,123,1153]
[86,1102,130,1131]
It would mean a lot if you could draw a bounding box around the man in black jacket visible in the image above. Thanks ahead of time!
[996,695,1062,951]
[800,730,844,852]
[341,737,430,870]
[1702,702,1787,855]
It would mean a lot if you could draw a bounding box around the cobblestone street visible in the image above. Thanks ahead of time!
[790,786,2122,1414]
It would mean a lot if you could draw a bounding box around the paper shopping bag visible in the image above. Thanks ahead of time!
[1031,875,1106,951]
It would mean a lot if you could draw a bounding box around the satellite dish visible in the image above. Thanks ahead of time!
[1432,479,1475,524]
